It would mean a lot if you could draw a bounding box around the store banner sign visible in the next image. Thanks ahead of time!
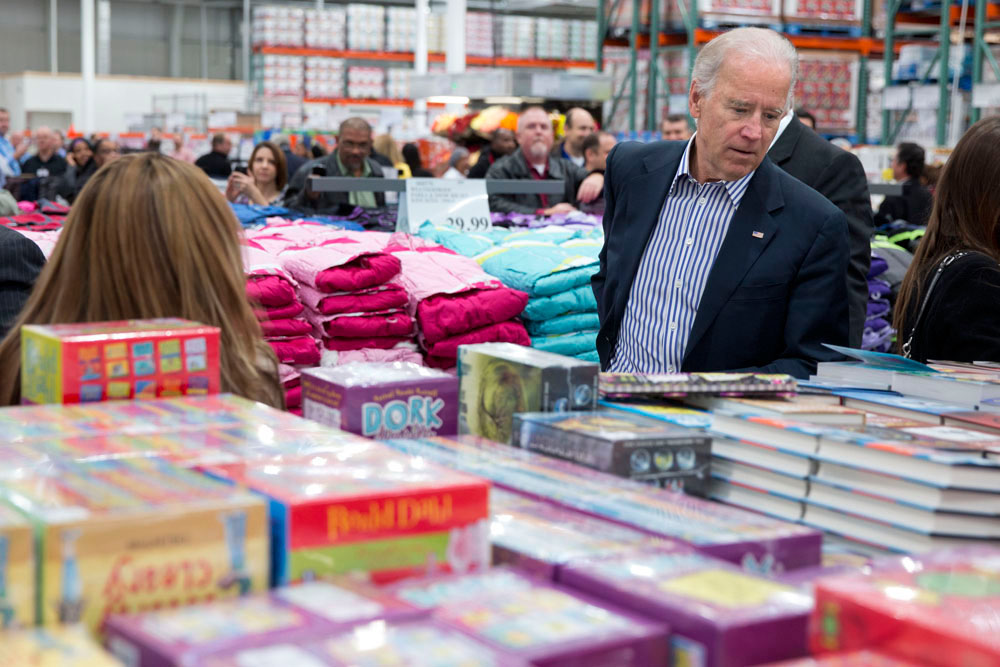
[398,178,491,234]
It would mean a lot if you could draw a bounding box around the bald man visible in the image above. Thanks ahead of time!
[552,107,596,167]
[487,106,603,215]
[20,127,68,179]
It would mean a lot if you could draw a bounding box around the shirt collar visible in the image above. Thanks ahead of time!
[336,150,371,177]
[769,109,795,150]
[670,132,756,207]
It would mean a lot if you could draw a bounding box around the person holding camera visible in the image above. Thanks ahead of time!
[226,141,288,206]
[283,118,385,214]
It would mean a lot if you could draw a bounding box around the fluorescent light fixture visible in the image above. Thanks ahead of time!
[484,96,525,105]
[427,95,470,104]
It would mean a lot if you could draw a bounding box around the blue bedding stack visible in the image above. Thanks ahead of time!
[417,223,603,362]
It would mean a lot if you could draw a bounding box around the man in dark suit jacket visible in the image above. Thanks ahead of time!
[768,114,873,348]
[0,226,44,339]
[592,28,849,379]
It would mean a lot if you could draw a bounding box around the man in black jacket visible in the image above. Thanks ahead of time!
[195,134,233,179]
[284,117,385,214]
[0,226,44,339]
[768,113,873,349]
[468,129,516,179]
[877,142,932,228]
[485,107,603,215]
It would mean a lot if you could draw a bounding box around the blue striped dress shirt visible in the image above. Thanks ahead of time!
[609,136,757,373]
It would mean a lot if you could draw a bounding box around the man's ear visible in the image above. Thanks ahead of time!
[688,80,703,120]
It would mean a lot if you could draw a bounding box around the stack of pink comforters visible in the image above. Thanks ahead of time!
[277,231,420,359]
[244,244,320,413]
[385,239,530,370]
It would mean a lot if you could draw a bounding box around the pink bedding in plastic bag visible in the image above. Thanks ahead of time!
[418,287,529,344]
[423,320,531,359]
[323,335,412,352]
[268,337,320,365]
[298,283,409,316]
[259,318,313,338]
[315,312,414,339]
[255,302,305,321]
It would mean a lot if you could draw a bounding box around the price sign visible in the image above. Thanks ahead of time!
[398,178,492,234]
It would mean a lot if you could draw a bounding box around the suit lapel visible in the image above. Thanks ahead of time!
[766,115,803,166]
[611,143,684,327]
[683,158,784,361]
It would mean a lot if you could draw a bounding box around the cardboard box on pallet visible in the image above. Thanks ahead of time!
[206,440,490,586]
[21,319,221,405]
[457,343,598,444]
[103,581,425,667]
[0,457,269,635]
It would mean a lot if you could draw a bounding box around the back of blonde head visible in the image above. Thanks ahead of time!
[0,153,284,408]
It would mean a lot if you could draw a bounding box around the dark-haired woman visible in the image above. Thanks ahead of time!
[60,138,97,202]
[894,117,1000,363]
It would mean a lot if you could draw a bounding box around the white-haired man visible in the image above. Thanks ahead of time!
[486,106,604,215]
[592,28,850,379]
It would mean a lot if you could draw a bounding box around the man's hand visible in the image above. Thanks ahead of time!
[11,133,29,161]
[544,202,577,215]
[305,173,322,201]
[577,173,604,203]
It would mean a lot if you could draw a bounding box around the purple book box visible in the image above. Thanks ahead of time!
[302,362,459,438]
[383,568,671,666]
[560,551,814,667]
[103,581,424,667]
[193,618,531,666]
[491,488,692,580]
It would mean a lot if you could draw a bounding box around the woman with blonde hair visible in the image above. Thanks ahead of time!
[0,152,284,408]
[372,134,411,179]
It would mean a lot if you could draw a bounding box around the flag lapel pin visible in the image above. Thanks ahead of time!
[751,231,764,239]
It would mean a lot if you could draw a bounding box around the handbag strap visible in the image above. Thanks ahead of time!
[902,251,972,359]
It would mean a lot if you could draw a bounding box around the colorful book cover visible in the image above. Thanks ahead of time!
[761,649,922,665]
[511,411,712,493]
[383,436,822,573]
[600,372,797,398]
[0,504,33,630]
[0,424,368,477]
[457,343,599,443]
[1,458,269,635]
[302,363,459,439]
[206,441,490,586]
[560,550,813,667]
[0,625,123,666]
[21,319,221,405]
[836,391,971,418]
[822,345,937,374]
[812,546,1000,666]
[103,581,425,666]
[196,619,530,666]
[0,394,310,444]
[600,400,714,429]
[490,489,690,579]
[387,569,671,666]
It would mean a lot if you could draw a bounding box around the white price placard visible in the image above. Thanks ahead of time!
[399,178,491,233]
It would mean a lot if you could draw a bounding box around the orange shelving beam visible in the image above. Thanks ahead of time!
[256,46,594,69]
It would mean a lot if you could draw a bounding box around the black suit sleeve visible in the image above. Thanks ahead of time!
[813,150,873,348]
[591,144,620,323]
[0,230,45,339]
[745,208,850,378]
